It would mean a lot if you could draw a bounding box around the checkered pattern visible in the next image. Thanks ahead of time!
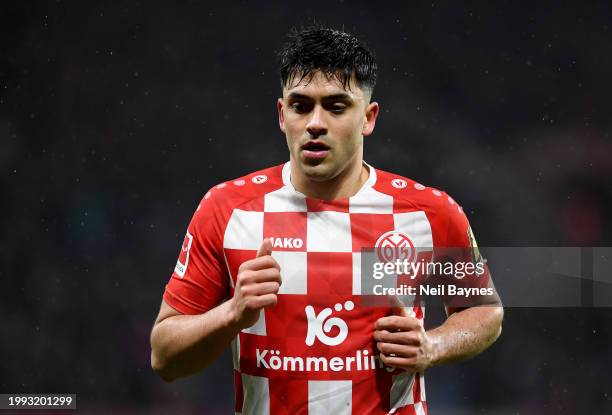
[220,162,432,415]
[165,161,479,414]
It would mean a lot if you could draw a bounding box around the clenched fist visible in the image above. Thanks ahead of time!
[229,238,282,329]
[374,300,435,372]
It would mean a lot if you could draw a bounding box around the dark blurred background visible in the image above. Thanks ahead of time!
[1,1,611,414]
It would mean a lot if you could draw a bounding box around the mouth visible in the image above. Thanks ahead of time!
[301,141,330,160]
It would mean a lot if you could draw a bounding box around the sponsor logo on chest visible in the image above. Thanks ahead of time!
[269,237,303,249]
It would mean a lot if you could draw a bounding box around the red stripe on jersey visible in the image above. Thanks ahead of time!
[307,252,353,297]
[352,372,393,414]
[224,248,257,286]
[350,213,395,252]
[396,405,418,415]
[262,295,310,344]
[413,305,423,319]
[413,372,421,404]
[269,378,308,415]
[234,369,243,413]
[237,196,265,212]
[306,197,350,212]
[263,212,308,251]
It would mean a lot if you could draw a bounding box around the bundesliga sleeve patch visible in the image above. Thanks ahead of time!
[174,230,194,278]
[467,226,482,264]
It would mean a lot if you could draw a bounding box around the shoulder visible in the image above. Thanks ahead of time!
[372,167,461,215]
[192,163,285,223]
[371,166,472,243]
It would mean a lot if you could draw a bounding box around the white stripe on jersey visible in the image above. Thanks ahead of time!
[242,309,266,336]
[223,249,234,288]
[264,185,307,212]
[393,211,434,251]
[272,250,308,294]
[414,401,426,415]
[231,335,240,370]
[349,186,394,214]
[241,373,270,415]
[224,209,264,250]
[351,252,361,295]
[390,370,416,410]
[308,380,352,415]
[420,374,427,401]
[306,211,352,252]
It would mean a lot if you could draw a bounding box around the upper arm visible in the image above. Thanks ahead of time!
[163,190,230,315]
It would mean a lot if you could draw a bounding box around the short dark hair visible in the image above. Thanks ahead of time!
[278,26,377,95]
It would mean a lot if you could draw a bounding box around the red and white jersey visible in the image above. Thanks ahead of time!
[164,161,488,415]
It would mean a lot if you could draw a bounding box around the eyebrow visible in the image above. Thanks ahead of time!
[287,92,353,101]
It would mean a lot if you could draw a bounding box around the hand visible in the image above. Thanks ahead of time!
[373,301,435,372]
[230,238,282,329]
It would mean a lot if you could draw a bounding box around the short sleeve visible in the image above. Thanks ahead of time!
[434,193,492,310]
[163,190,230,315]
[442,194,484,264]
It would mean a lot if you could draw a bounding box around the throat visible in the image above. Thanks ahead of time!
[292,161,369,200]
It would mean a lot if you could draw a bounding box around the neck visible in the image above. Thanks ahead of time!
[290,156,369,200]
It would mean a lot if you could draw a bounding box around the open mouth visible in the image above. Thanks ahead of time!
[301,141,330,161]
[301,141,330,152]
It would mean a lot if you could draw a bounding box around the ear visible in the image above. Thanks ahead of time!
[277,98,286,133]
[362,101,380,136]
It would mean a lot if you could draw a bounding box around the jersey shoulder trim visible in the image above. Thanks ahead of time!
[372,168,458,213]
[198,164,285,213]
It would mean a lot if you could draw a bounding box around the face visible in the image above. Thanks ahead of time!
[277,71,379,185]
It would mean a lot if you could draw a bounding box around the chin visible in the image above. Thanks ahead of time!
[299,162,334,182]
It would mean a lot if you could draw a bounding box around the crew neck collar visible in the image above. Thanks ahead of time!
[281,160,377,200]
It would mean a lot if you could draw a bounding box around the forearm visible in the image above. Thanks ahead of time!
[427,305,503,367]
[150,299,240,382]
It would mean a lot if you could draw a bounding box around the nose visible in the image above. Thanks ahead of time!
[306,105,327,138]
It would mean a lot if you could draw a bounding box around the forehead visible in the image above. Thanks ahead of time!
[283,71,365,100]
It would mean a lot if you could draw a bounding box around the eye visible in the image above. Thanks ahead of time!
[290,102,310,114]
[326,102,347,114]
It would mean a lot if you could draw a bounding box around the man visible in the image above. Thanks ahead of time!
[151,27,503,414]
